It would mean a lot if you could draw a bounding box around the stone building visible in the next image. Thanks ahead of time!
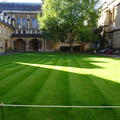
[0,2,58,53]
[0,13,14,53]
[99,0,120,48]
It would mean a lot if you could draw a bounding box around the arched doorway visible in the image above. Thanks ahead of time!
[14,39,25,51]
[31,39,42,51]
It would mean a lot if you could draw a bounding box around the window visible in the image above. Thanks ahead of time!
[32,30,35,34]
[16,30,21,34]
[17,18,21,24]
[18,30,21,34]
[27,19,30,28]
[11,18,15,27]
[32,18,37,29]
[23,30,26,34]
[109,8,115,24]
[17,18,21,28]
[22,18,27,28]
[5,16,8,23]
[0,15,4,21]
[112,7,115,23]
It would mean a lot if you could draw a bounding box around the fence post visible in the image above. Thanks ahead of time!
[1,102,4,120]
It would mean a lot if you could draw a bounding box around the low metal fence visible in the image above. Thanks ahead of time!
[1,103,120,120]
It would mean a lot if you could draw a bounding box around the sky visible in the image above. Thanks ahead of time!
[101,0,109,4]
[0,0,41,3]
[0,0,109,3]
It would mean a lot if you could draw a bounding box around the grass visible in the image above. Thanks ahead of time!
[0,53,120,120]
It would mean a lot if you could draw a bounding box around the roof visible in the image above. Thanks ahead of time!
[0,19,14,29]
[0,2,41,11]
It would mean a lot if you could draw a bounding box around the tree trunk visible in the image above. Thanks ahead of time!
[68,32,74,53]
[43,38,46,53]
[70,44,73,52]
[69,41,73,53]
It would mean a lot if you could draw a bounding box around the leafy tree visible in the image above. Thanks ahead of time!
[39,0,100,52]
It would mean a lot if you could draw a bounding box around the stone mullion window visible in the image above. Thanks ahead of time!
[32,18,37,29]
[22,18,27,29]
[17,18,22,29]
[27,19,30,29]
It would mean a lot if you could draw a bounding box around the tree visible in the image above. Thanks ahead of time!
[39,0,100,52]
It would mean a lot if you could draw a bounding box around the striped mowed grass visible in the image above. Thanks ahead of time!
[0,53,120,120]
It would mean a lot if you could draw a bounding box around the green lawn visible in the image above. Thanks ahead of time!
[0,53,120,120]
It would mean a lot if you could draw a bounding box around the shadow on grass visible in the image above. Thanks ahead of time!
[9,53,109,69]
[0,69,120,120]
[0,61,118,120]
[0,53,120,120]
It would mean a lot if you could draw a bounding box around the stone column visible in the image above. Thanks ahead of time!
[11,39,14,50]
[42,38,46,51]
[26,40,29,51]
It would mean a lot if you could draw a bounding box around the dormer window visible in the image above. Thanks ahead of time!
[0,15,4,21]
[5,16,8,23]
[11,18,15,27]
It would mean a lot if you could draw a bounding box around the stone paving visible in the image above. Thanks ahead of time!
[99,54,120,59]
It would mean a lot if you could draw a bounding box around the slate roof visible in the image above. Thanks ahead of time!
[0,19,14,29]
[0,2,41,11]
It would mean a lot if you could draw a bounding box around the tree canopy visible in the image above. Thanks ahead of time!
[39,0,100,51]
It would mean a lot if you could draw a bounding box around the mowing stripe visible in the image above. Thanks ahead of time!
[0,55,51,80]
[24,57,63,119]
[0,56,56,98]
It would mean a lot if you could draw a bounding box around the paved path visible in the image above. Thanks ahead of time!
[99,54,120,59]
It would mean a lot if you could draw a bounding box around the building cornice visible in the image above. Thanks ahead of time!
[1,10,41,14]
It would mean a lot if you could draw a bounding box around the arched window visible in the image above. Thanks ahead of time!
[17,18,21,24]
[8,16,11,25]
[22,18,27,28]
[0,15,4,21]
[5,16,8,23]
[11,18,15,27]
[27,19,30,28]
[17,18,21,28]
[32,18,37,29]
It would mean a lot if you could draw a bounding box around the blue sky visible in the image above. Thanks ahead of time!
[0,0,108,3]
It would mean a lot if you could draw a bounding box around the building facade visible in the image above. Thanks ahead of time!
[0,17,14,53]
[99,0,120,48]
[0,2,59,53]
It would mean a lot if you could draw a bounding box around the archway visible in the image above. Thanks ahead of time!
[14,39,25,51]
[31,39,42,51]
